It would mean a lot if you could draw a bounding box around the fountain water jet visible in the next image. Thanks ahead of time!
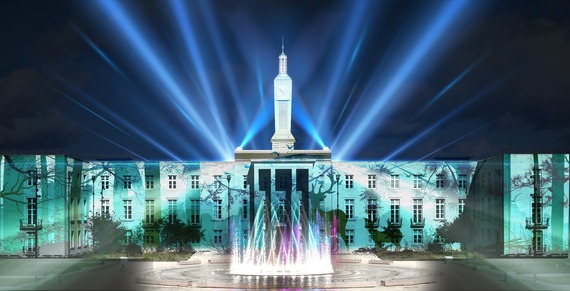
[230,196,334,276]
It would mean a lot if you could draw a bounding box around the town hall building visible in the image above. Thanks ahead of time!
[0,47,568,258]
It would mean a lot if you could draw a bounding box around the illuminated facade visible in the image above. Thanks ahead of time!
[0,49,568,258]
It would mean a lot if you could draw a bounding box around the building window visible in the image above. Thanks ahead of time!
[25,233,35,252]
[78,231,82,248]
[123,200,132,220]
[413,175,421,189]
[346,229,354,244]
[190,199,200,224]
[168,175,177,189]
[390,199,400,223]
[168,200,177,223]
[345,175,353,188]
[242,199,248,220]
[145,200,155,223]
[70,198,75,221]
[345,199,354,219]
[214,199,223,220]
[413,229,423,244]
[123,175,132,189]
[435,234,445,244]
[101,200,110,217]
[101,175,109,190]
[243,175,248,189]
[125,231,132,244]
[27,170,37,186]
[26,198,37,224]
[277,175,287,189]
[191,175,200,189]
[213,230,223,244]
[277,200,286,225]
[458,174,467,190]
[390,175,400,189]
[145,231,155,244]
[243,229,249,242]
[459,199,466,215]
[436,199,445,219]
[67,171,72,188]
[367,199,378,221]
[76,199,81,221]
[214,175,222,188]
[413,199,423,222]
[436,174,444,189]
[368,175,376,189]
[83,199,87,221]
[145,175,154,189]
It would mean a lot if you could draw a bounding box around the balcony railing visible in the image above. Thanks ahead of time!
[20,219,43,231]
[142,221,157,229]
[525,218,549,230]
[410,218,425,228]
[365,217,380,228]
[189,218,202,227]
[22,246,39,257]
[387,218,403,228]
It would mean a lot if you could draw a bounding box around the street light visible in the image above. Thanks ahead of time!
[335,174,340,253]
[28,170,39,258]
[91,176,96,217]
[226,174,232,248]
[335,174,340,212]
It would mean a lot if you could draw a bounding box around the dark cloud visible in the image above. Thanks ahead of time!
[0,1,569,160]
[0,68,83,152]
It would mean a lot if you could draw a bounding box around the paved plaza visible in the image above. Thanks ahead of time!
[0,256,569,290]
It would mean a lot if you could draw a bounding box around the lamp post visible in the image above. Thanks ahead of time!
[91,176,96,217]
[28,170,39,258]
[226,174,232,248]
[335,174,340,252]
[335,174,340,213]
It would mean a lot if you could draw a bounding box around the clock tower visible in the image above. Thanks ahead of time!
[271,41,296,151]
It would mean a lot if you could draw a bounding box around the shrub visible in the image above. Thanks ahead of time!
[125,243,143,256]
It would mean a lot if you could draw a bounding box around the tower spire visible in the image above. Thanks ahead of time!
[272,39,295,151]
[279,37,287,74]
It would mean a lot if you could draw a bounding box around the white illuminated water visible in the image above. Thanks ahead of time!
[230,196,334,276]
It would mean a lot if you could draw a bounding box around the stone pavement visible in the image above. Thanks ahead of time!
[1,257,569,290]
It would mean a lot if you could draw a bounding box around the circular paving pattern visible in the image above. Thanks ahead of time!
[137,262,440,289]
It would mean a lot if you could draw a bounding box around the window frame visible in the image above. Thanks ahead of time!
[345,198,355,219]
[123,200,132,220]
[413,174,421,189]
[145,175,154,190]
[345,175,354,189]
[123,175,132,189]
[168,175,177,189]
[367,174,376,189]
[390,175,400,189]
[435,199,446,219]
[191,175,200,189]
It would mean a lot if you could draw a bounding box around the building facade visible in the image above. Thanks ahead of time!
[0,153,480,256]
[465,153,569,256]
[1,48,568,258]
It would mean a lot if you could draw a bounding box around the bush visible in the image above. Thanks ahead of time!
[125,243,143,257]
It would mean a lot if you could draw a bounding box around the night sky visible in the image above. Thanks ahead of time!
[1,0,569,162]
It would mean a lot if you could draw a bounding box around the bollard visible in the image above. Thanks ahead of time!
[505,271,515,281]
[120,256,128,272]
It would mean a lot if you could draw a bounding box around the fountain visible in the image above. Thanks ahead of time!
[230,196,334,276]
